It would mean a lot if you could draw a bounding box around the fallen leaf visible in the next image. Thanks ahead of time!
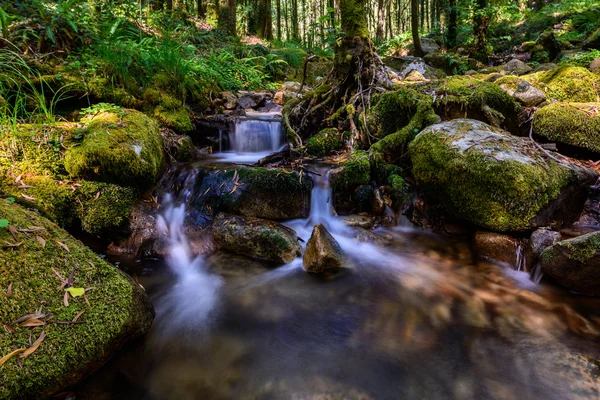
[93,191,100,201]
[63,292,69,307]
[20,331,46,359]
[72,311,84,322]
[65,287,85,297]
[14,313,42,324]
[17,184,34,189]
[56,241,70,252]
[15,174,22,184]
[6,282,12,298]
[87,260,95,268]
[21,194,36,201]
[19,319,45,327]
[7,226,18,241]
[3,324,16,334]
[67,267,77,287]
[3,241,23,247]
[36,236,46,247]
[0,348,26,367]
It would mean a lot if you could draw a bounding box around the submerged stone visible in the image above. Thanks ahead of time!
[533,103,600,153]
[473,231,521,266]
[409,119,596,232]
[303,224,345,273]
[212,215,301,264]
[540,231,600,296]
[0,200,154,399]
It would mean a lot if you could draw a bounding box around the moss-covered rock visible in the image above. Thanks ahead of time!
[0,200,154,400]
[64,109,164,190]
[425,76,521,132]
[540,232,600,296]
[408,119,596,232]
[329,150,370,190]
[368,88,440,162]
[534,103,600,153]
[212,215,301,263]
[306,128,347,157]
[498,67,600,103]
[0,123,140,236]
[190,164,313,220]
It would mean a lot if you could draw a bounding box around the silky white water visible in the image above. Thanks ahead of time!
[215,116,285,163]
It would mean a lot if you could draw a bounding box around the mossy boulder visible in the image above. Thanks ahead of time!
[143,89,193,133]
[306,128,347,157]
[533,103,600,153]
[212,215,301,263]
[368,88,440,162]
[0,200,154,400]
[0,123,140,236]
[329,151,370,190]
[540,232,600,296]
[64,109,164,190]
[190,164,313,220]
[498,67,600,103]
[426,76,521,132]
[409,119,596,232]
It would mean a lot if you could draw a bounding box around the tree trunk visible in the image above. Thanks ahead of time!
[257,0,273,39]
[411,0,423,56]
[473,0,489,61]
[197,0,205,17]
[276,0,282,40]
[376,0,385,42]
[446,0,457,48]
[219,0,237,35]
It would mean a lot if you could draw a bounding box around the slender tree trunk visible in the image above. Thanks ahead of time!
[446,0,457,48]
[219,0,237,35]
[328,0,335,29]
[376,0,385,42]
[291,0,299,41]
[276,0,281,40]
[473,0,489,61]
[197,0,205,17]
[411,0,423,56]
[257,0,273,38]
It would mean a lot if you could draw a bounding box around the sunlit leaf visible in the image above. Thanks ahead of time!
[65,287,85,297]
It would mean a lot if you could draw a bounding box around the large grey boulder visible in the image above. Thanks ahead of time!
[212,215,301,263]
[512,81,546,106]
[540,231,600,296]
[408,119,596,232]
[303,224,345,273]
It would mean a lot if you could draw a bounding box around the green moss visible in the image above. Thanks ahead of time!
[534,103,600,152]
[142,89,193,133]
[330,150,371,189]
[306,128,346,157]
[0,200,152,400]
[494,75,522,92]
[388,174,411,206]
[77,181,138,236]
[64,109,164,190]
[87,77,140,108]
[236,167,312,193]
[434,76,521,118]
[369,88,440,162]
[408,120,573,232]
[535,66,600,102]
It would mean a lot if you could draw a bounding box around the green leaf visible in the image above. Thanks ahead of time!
[5,197,14,203]
[0,219,8,228]
[65,287,85,297]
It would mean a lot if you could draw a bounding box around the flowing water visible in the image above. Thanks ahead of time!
[74,149,600,399]
[214,114,285,163]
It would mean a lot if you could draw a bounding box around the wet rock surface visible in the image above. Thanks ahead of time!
[530,227,561,258]
[303,224,345,273]
[541,231,600,296]
[409,119,597,232]
[212,215,301,264]
[473,231,521,266]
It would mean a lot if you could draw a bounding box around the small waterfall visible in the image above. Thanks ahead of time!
[229,118,283,153]
[530,263,544,283]
[308,167,336,227]
[153,171,223,341]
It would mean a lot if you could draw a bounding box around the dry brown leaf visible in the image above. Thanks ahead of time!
[72,311,84,322]
[7,226,18,241]
[63,292,69,307]
[14,313,39,324]
[6,282,12,298]
[3,241,23,248]
[0,348,26,367]
[87,260,95,268]
[93,191,101,201]
[15,174,22,184]
[19,319,45,327]
[17,184,34,189]
[20,331,46,359]
[56,241,70,252]
[36,236,46,248]
[21,194,36,201]
[3,324,16,334]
